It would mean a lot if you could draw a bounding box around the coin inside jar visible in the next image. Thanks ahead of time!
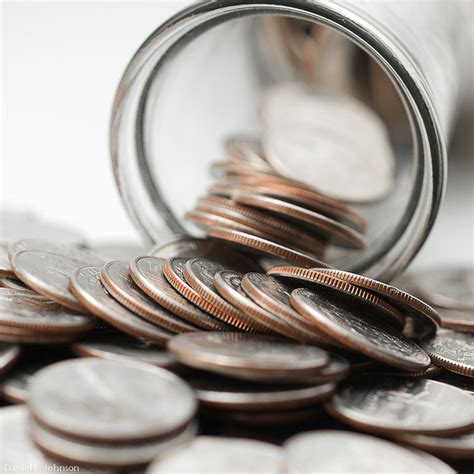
[28,358,197,442]
[168,332,330,382]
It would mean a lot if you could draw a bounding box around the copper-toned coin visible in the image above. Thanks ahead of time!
[69,266,173,346]
[214,269,320,342]
[72,333,180,370]
[163,258,236,330]
[8,239,107,266]
[129,257,227,331]
[186,209,262,235]
[188,373,335,411]
[100,261,197,334]
[316,268,440,338]
[327,377,474,436]
[207,227,327,268]
[411,266,474,312]
[0,288,95,335]
[270,267,404,330]
[29,358,197,442]
[11,250,90,312]
[435,308,474,333]
[0,326,79,344]
[147,436,284,474]
[183,259,258,332]
[291,287,431,372]
[232,194,366,249]
[284,430,455,473]
[197,195,326,257]
[0,342,21,377]
[394,431,474,460]
[0,245,14,277]
[210,181,366,231]
[241,272,342,349]
[31,418,197,470]
[421,329,474,378]
[168,332,329,382]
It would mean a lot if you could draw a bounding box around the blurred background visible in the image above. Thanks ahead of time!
[2,1,473,270]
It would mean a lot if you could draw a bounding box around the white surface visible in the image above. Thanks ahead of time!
[1,2,473,271]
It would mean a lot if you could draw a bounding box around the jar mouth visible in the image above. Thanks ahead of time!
[111,1,445,281]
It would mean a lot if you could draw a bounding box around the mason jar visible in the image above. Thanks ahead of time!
[110,0,470,282]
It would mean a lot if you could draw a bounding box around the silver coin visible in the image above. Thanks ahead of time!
[100,261,197,334]
[29,358,197,442]
[146,436,284,474]
[0,342,21,376]
[394,431,474,460]
[72,333,180,370]
[421,329,474,378]
[284,430,454,473]
[31,417,198,469]
[0,245,14,277]
[69,266,174,346]
[129,257,226,331]
[412,267,474,311]
[291,287,431,372]
[11,250,91,312]
[436,371,474,396]
[187,373,335,411]
[327,377,474,435]
[0,287,60,308]
[0,287,95,334]
[168,332,330,382]
[8,239,107,266]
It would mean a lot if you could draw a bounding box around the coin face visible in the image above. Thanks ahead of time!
[327,377,474,435]
[168,332,330,382]
[291,287,431,372]
[100,260,197,334]
[129,257,226,331]
[30,417,198,469]
[0,342,21,376]
[283,430,454,473]
[411,267,474,311]
[188,373,335,411]
[232,194,366,249]
[72,333,179,370]
[0,288,95,334]
[146,436,285,474]
[207,226,328,268]
[69,266,173,346]
[11,250,90,312]
[29,358,197,442]
[315,268,440,338]
[421,329,474,378]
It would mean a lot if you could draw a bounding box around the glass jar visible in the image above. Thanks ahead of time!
[110,0,469,281]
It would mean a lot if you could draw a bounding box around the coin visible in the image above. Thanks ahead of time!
[129,257,227,331]
[0,326,79,344]
[436,371,474,396]
[29,358,197,442]
[207,226,327,268]
[394,431,474,460]
[435,308,474,332]
[421,329,474,378]
[315,268,440,338]
[0,342,21,377]
[214,269,321,342]
[0,246,14,277]
[232,194,366,249]
[168,332,330,382]
[224,136,269,168]
[0,277,29,290]
[0,288,95,335]
[290,287,431,372]
[149,235,218,259]
[283,430,454,473]
[11,250,90,312]
[183,259,259,332]
[8,239,107,266]
[327,377,474,435]
[187,373,335,411]
[196,195,326,257]
[364,364,443,379]
[0,287,59,309]
[146,436,285,474]
[31,417,198,470]
[100,261,197,334]
[72,333,180,370]
[69,266,174,346]
[411,267,474,311]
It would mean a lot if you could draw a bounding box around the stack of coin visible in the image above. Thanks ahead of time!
[26,358,198,470]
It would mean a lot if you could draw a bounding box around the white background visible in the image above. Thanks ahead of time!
[2,1,473,271]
